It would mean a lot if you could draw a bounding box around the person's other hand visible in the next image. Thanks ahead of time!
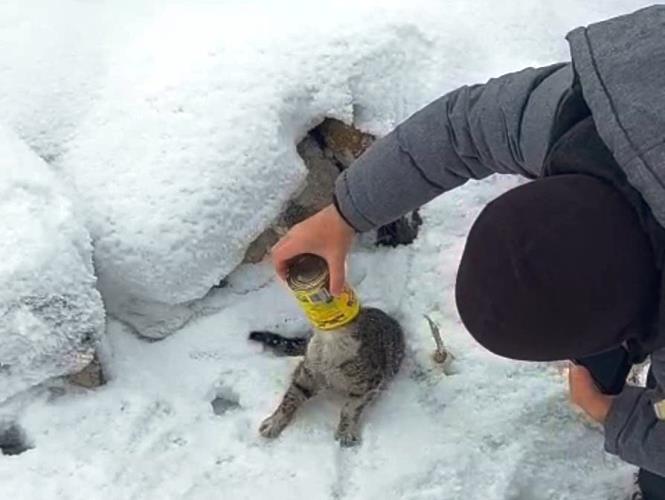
[271,204,355,296]
[569,363,614,424]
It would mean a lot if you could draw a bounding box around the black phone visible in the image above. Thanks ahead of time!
[573,347,633,395]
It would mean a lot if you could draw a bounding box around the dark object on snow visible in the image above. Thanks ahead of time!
[249,331,308,357]
[375,211,423,248]
[0,424,31,456]
[212,278,228,289]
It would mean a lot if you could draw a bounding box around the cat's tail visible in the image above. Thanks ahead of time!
[248,331,308,356]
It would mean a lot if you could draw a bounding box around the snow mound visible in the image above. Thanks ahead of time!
[0,126,104,403]
[59,5,443,314]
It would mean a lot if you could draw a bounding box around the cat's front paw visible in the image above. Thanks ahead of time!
[334,427,361,447]
[259,414,287,439]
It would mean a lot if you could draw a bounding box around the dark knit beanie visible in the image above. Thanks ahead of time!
[455,174,658,361]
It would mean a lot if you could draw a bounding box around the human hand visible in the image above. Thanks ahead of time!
[271,204,355,296]
[568,363,615,424]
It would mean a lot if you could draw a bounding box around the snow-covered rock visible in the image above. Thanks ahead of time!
[55,5,451,336]
[0,125,104,403]
[0,4,421,340]
[244,119,374,264]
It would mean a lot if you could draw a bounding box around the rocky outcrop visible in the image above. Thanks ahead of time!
[244,118,423,264]
[111,118,421,340]
[316,118,375,169]
[243,132,341,264]
[67,353,105,389]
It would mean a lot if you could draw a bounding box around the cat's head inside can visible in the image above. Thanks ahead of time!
[285,254,360,330]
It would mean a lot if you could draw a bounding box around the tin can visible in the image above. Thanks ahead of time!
[286,254,360,330]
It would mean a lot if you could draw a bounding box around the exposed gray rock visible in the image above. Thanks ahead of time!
[242,119,375,264]
[67,353,104,389]
[316,117,375,169]
[243,228,280,264]
[280,135,340,227]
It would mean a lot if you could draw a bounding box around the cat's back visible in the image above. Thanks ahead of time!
[353,307,405,377]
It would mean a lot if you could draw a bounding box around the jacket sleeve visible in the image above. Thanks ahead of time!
[604,348,665,476]
[334,63,573,232]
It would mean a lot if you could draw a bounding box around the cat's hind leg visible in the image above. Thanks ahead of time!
[335,384,382,447]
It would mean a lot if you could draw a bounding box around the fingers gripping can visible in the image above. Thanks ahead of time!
[286,254,360,330]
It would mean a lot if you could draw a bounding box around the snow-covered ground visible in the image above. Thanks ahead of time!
[0,176,636,499]
[0,0,657,498]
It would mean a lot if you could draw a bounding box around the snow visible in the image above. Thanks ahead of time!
[0,176,636,499]
[0,0,657,498]
[0,125,104,404]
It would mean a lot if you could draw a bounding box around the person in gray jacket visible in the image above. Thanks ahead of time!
[271,6,665,499]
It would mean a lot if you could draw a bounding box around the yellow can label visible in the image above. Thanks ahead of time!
[294,285,360,330]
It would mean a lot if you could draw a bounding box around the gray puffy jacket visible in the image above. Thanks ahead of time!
[334,6,665,476]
